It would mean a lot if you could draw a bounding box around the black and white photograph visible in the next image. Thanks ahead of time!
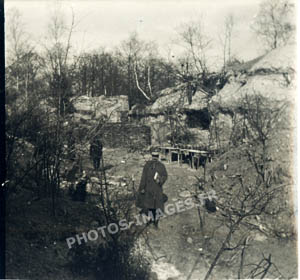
[3,0,298,279]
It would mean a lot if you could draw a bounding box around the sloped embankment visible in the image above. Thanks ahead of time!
[208,42,297,237]
[210,42,296,173]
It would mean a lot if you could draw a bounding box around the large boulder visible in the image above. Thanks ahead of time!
[150,83,208,114]
[212,74,295,111]
[72,95,129,123]
[250,42,296,74]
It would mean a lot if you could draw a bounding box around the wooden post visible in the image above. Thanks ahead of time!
[196,156,200,170]
[179,150,183,165]
[168,149,171,163]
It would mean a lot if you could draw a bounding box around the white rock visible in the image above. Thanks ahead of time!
[86,183,93,192]
[91,177,100,184]
[179,190,191,198]
[60,181,68,189]
[187,237,193,244]
[151,261,181,280]
[108,180,119,186]
[253,233,267,242]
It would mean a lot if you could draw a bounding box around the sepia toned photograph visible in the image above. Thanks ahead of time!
[4,0,297,279]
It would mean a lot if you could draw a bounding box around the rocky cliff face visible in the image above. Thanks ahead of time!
[210,42,296,147]
[130,83,210,146]
[209,42,296,197]
[149,83,208,114]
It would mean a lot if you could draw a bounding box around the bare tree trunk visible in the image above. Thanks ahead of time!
[238,238,247,279]
[204,219,241,280]
[147,65,152,96]
[134,64,151,101]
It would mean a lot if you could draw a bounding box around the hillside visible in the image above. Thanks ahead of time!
[5,41,297,280]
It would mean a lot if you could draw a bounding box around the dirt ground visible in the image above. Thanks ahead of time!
[5,147,298,280]
[104,147,298,280]
[137,162,297,280]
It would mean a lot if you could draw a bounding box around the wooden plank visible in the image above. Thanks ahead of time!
[157,146,214,168]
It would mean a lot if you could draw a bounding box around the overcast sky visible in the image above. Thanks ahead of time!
[5,0,266,63]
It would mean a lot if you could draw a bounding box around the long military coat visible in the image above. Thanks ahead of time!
[136,159,168,210]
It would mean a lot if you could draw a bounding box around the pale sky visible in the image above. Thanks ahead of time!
[5,0,265,63]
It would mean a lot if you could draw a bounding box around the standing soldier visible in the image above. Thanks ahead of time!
[89,137,103,170]
[136,152,168,228]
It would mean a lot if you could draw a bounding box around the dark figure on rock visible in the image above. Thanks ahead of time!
[136,152,168,228]
[90,138,103,170]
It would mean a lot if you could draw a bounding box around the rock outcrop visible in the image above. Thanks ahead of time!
[72,95,129,123]
[149,84,208,114]
[209,42,296,206]
[210,41,296,150]
[130,84,210,146]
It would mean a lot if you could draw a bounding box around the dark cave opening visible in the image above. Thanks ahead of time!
[185,108,211,130]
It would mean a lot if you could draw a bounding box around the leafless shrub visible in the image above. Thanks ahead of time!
[204,94,289,279]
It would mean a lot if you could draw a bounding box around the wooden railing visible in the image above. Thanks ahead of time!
[157,146,217,177]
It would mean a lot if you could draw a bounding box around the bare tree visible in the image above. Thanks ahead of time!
[251,0,295,50]
[5,7,42,106]
[25,4,80,215]
[204,178,284,280]
[6,7,31,62]
[42,4,77,116]
[219,14,235,73]
[176,18,212,78]
[240,94,287,187]
[202,94,288,279]
[120,32,158,103]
